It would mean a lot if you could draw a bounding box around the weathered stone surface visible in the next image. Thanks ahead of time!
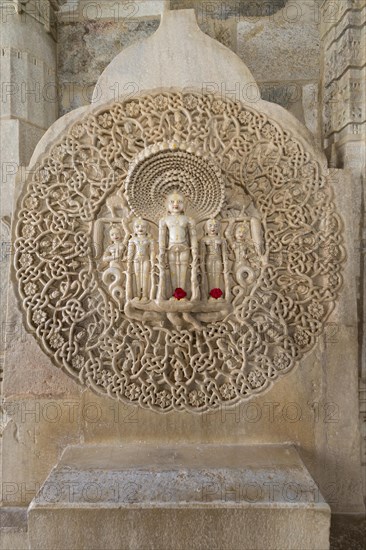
[28,444,330,550]
[0,530,29,550]
[0,14,58,127]
[1,396,82,507]
[59,20,159,83]
[56,1,324,136]
[0,219,11,343]
[320,0,366,491]
[59,0,168,22]
[330,515,366,550]
[311,169,365,515]
[58,18,160,114]
[302,83,320,137]
[0,6,59,224]
[170,0,287,20]
[0,0,62,401]
[237,2,321,83]
[258,81,320,138]
[3,286,82,399]
[0,507,28,550]
[92,9,261,104]
[202,17,238,51]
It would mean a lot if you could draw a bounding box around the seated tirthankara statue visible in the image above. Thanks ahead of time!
[126,218,155,301]
[157,191,199,301]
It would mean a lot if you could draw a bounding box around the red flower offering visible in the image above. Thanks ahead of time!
[173,288,187,300]
[210,288,223,299]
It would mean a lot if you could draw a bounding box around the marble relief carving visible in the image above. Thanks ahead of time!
[14,92,344,412]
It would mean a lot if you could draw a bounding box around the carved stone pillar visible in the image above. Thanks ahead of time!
[0,0,64,206]
[320,0,366,500]
[0,0,64,452]
[321,0,366,166]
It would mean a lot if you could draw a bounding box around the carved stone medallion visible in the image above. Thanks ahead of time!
[14,91,344,412]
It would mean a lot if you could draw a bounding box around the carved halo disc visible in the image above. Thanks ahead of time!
[14,91,344,413]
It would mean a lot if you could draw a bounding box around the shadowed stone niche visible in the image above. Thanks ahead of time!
[13,90,345,413]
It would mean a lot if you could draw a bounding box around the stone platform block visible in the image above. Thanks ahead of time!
[0,507,29,550]
[28,444,330,550]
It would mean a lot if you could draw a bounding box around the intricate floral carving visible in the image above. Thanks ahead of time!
[14,91,344,412]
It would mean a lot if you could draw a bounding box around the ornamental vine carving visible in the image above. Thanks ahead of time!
[14,91,344,412]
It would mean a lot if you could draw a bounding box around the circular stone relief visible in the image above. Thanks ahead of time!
[14,91,344,412]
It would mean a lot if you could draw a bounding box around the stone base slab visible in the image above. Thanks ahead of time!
[0,507,29,550]
[28,444,330,550]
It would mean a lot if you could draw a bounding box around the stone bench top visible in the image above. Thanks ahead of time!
[30,444,329,509]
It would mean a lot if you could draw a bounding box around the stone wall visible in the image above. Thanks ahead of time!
[320,0,366,498]
[1,0,365,517]
[0,0,63,431]
[57,0,322,141]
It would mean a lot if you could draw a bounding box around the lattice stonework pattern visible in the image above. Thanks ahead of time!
[14,92,344,412]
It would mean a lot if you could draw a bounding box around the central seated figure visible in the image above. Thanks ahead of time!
[157,191,199,301]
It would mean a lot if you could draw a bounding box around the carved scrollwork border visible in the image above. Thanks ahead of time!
[13,90,345,412]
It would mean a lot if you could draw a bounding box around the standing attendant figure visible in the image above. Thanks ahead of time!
[127,218,155,301]
[200,218,229,301]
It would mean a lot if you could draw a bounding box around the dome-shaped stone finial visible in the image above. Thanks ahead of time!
[92,8,260,106]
